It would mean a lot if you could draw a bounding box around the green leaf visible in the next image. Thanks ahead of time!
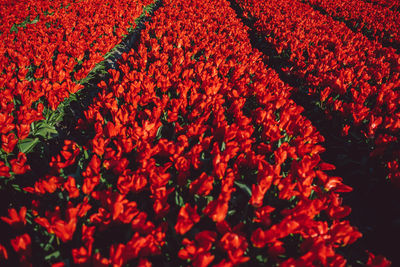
[220,141,226,152]
[83,149,89,160]
[156,125,163,140]
[31,15,39,24]
[43,242,53,252]
[44,250,60,261]
[10,24,18,33]
[234,181,252,197]
[256,254,267,263]
[228,209,236,216]
[175,191,184,207]
[46,110,63,124]
[11,183,21,192]
[18,137,39,154]
[35,124,58,138]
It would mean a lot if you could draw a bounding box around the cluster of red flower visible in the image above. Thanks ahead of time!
[0,0,397,265]
[365,0,400,11]
[238,0,400,185]
[0,0,152,179]
[0,0,64,30]
[0,0,377,265]
[306,0,400,49]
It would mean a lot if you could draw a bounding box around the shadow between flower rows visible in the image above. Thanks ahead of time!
[226,0,400,265]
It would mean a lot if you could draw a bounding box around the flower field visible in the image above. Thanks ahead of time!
[0,0,398,266]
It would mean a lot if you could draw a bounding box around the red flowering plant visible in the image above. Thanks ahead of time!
[0,0,155,186]
[236,0,400,186]
[0,0,371,265]
[305,0,400,49]
[362,0,400,12]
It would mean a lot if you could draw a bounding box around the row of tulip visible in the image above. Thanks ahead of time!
[0,0,153,181]
[0,0,370,265]
[0,0,57,34]
[237,0,400,186]
[364,0,400,11]
[305,0,400,50]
